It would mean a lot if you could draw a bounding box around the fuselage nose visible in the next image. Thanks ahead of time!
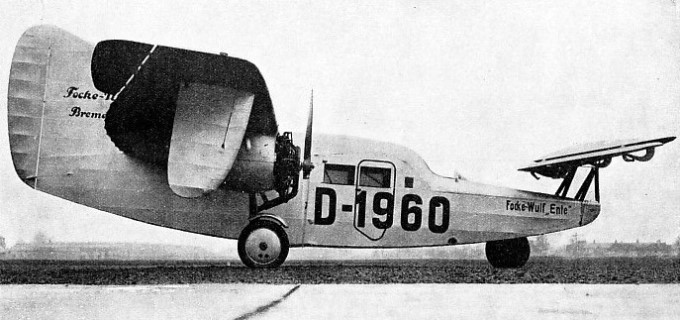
[581,202,601,226]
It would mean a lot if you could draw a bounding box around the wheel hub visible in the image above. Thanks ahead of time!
[244,228,281,265]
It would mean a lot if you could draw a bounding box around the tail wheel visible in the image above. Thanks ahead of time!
[485,237,530,268]
[238,220,289,268]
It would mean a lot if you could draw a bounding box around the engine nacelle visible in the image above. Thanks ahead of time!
[224,133,300,195]
[225,135,276,192]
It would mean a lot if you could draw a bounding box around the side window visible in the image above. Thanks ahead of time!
[323,164,355,185]
[359,166,392,188]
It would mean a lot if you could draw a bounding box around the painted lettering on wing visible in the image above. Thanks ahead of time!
[63,87,110,119]
[63,86,115,101]
[69,106,106,119]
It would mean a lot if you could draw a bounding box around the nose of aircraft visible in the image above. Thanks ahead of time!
[581,202,601,226]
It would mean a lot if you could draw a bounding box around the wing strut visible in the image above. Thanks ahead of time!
[574,167,598,202]
[553,166,600,202]
[555,168,577,198]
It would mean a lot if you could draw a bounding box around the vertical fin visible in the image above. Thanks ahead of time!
[8,25,113,189]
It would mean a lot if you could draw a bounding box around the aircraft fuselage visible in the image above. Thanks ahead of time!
[7,25,601,254]
[268,133,600,248]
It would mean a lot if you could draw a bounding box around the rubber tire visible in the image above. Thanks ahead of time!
[485,237,531,268]
[238,220,289,268]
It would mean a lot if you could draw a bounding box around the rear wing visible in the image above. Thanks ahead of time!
[519,136,675,202]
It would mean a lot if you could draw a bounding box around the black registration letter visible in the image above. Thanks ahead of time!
[314,187,336,225]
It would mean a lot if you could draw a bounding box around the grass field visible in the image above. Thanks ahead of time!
[2,257,680,284]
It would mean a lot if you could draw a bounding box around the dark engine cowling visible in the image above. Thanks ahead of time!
[224,132,300,197]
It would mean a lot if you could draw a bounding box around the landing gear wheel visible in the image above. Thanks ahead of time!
[238,220,289,268]
[485,237,530,268]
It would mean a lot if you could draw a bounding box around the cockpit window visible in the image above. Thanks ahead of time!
[359,166,392,188]
[323,164,355,185]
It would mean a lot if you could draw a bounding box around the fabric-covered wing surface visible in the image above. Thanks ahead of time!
[91,40,278,197]
[168,83,253,197]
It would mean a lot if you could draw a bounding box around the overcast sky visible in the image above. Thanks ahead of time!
[1,0,679,254]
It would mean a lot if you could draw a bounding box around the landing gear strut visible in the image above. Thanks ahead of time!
[237,220,290,268]
[485,237,530,268]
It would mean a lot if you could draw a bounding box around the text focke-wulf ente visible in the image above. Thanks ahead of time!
[505,200,570,215]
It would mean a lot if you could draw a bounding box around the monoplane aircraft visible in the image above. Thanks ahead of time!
[7,25,674,268]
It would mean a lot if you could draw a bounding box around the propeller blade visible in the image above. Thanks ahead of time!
[302,90,314,179]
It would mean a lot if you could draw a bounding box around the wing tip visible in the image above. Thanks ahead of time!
[660,136,676,144]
